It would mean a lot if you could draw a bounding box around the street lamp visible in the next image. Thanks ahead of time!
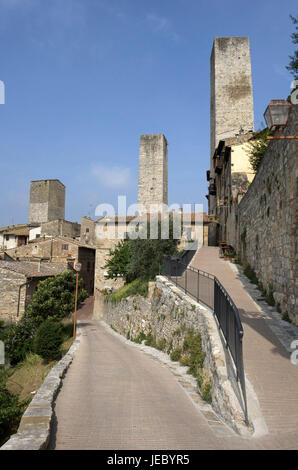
[73,262,82,340]
[264,99,298,140]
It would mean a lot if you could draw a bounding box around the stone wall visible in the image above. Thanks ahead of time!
[94,244,124,293]
[237,105,298,324]
[41,219,80,239]
[0,267,26,323]
[103,276,252,434]
[80,216,96,246]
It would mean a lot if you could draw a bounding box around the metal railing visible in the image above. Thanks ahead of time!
[161,256,248,423]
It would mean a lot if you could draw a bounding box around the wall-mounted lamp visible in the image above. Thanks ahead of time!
[264,100,298,140]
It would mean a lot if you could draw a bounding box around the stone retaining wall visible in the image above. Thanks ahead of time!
[237,105,298,325]
[104,276,253,435]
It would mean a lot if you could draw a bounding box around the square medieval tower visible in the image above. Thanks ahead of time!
[138,134,168,214]
[210,37,254,167]
[28,179,65,225]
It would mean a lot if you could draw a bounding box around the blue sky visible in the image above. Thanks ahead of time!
[0,0,296,226]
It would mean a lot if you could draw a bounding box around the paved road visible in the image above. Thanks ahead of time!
[191,247,298,449]
[49,250,298,450]
[49,299,256,450]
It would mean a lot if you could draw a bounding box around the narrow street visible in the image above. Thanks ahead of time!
[49,251,298,450]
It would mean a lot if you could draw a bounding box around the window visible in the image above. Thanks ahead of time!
[62,244,69,250]
[5,235,9,241]
[86,228,89,233]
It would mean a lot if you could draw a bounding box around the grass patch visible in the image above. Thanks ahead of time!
[243,264,258,285]
[282,311,292,323]
[133,331,147,344]
[170,348,182,362]
[105,278,148,304]
[178,329,212,403]
[5,353,56,402]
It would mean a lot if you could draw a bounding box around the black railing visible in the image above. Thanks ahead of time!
[161,256,248,423]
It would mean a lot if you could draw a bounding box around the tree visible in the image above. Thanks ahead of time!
[104,215,180,282]
[104,240,132,279]
[24,270,88,327]
[247,128,271,173]
[286,15,298,78]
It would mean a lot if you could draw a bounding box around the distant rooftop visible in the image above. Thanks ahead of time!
[0,260,67,278]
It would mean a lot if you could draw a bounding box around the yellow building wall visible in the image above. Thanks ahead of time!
[230,142,255,183]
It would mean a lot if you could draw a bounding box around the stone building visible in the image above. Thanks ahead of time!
[5,236,95,295]
[29,219,81,241]
[138,134,168,214]
[209,37,254,214]
[0,224,34,251]
[207,132,256,246]
[28,179,66,225]
[0,260,67,323]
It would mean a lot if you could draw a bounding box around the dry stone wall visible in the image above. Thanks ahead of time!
[237,105,298,325]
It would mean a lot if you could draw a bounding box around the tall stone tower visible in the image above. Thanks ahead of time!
[138,134,168,214]
[210,37,254,165]
[28,179,65,224]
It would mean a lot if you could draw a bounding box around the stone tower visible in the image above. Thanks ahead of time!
[210,37,254,165]
[28,179,65,224]
[138,134,168,214]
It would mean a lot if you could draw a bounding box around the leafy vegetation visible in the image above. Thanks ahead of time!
[33,319,64,361]
[104,216,180,283]
[24,270,88,327]
[0,368,28,447]
[170,348,182,362]
[286,15,298,79]
[105,278,149,303]
[104,241,132,279]
[243,265,259,285]
[246,128,272,173]
[0,317,36,366]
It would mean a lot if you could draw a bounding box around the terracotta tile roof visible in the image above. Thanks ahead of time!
[0,260,67,278]
[96,212,208,224]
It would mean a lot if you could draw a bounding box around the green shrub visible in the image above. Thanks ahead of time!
[170,348,182,362]
[247,128,272,172]
[156,338,167,351]
[201,382,212,403]
[265,284,275,307]
[282,311,292,323]
[104,216,180,283]
[61,322,74,340]
[0,370,28,446]
[33,320,63,361]
[1,317,36,365]
[24,270,88,327]
[144,333,157,348]
[106,278,148,304]
[133,331,146,344]
[243,264,258,285]
[182,330,205,377]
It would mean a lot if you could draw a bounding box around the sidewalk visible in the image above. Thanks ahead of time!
[191,246,298,448]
